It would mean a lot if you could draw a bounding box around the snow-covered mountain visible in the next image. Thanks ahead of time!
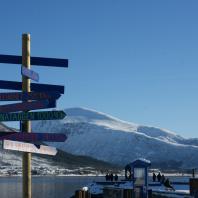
[0,121,117,175]
[32,107,198,169]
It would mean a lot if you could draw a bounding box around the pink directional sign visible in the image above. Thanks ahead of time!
[3,140,57,156]
[0,99,56,113]
[0,132,67,142]
[21,66,39,82]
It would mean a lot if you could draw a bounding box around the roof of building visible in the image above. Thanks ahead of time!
[125,158,151,168]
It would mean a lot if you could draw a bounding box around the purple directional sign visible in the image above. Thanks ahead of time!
[0,100,56,113]
[0,132,67,142]
[21,66,39,82]
[0,91,61,101]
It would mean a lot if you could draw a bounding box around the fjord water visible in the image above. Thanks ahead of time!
[0,175,190,198]
[0,176,104,198]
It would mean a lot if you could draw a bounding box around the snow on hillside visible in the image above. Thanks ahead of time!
[32,107,198,168]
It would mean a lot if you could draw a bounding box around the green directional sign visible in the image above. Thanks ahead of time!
[0,110,66,122]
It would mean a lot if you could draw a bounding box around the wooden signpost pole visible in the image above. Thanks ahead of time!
[22,33,31,198]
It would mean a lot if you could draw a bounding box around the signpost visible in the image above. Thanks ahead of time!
[21,66,39,82]
[21,34,31,198]
[0,91,61,101]
[0,99,56,113]
[0,80,65,94]
[3,140,57,156]
[0,110,66,121]
[0,132,67,142]
[0,33,68,198]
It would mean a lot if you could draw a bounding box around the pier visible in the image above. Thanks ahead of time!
[73,159,198,198]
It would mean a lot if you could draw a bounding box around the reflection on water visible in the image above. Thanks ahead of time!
[0,176,104,198]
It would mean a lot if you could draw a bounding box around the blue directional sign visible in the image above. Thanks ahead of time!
[0,54,68,68]
[0,132,67,142]
[0,100,56,113]
[21,66,39,82]
[0,91,61,101]
[0,80,64,94]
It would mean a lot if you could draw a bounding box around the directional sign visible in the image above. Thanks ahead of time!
[0,80,64,94]
[0,100,56,113]
[0,91,61,101]
[0,54,68,68]
[21,66,39,82]
[0,110,66,121]
[0,132,67,142]
[3,140,57,155]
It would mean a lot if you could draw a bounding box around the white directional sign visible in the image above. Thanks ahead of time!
[3,140,57,156]
[21,66,39,82]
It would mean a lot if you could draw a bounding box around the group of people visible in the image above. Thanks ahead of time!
[105,173,118,181]
[152,172,165,183]
[153,172,175,191]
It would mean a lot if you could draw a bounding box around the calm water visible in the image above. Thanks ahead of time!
[0,175,190,198]
[0,176,104,198]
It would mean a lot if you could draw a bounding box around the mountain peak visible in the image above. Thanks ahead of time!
[64,107,138,132]
[65,107,138,124]
[65,107,114,121]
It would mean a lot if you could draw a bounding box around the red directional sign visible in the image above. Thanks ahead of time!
[0,132,67,142]
[0,91,61,101]
[0,100,56,113]
[3,140,57,156]
[21,66,39,82]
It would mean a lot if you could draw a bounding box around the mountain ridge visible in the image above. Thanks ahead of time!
[32,107,198,169]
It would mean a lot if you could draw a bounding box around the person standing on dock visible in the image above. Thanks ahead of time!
[157,172,161,182]
[114,174,118,181]
[105,173,109,181]
[153,172,156,182]
[110,173,113,181]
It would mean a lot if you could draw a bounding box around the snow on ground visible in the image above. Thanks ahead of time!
[83,181,191,197]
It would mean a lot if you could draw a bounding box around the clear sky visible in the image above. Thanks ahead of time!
[0,0,198,138]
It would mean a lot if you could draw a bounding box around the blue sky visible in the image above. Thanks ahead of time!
[0,0,198,137]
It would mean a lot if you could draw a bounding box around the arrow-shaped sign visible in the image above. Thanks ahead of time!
[0,110,66,121]
[3,140,57,156]
[0,100,56,113]
[0,54,68,68]
[0,80,64,94]
[0,132,67,142]
[21,66,39,82]
[0,91,61,101]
